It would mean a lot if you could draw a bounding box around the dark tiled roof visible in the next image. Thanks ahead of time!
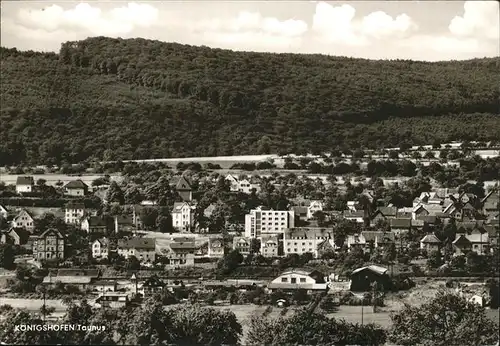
[56,269,99,277]
[378,207,398,217]
[16,176,34,185]
[169,241,196,250]
[176,176,192,191]
[285,227,333,239]
[88,216,107,227]
[118,237,155,250]
[64,180,88,189]
[390,218,412,229]
[39,228,64,239]
[66,202,85,209]
[361,231,395,243]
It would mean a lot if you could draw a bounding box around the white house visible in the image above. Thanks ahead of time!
[225,174,260,194]
[92,237,109,260]
[260,234,280,258]
[65,202,85,225]
[63,180,89,196]
[171,202,195,231]
[207,237,225,258]
[12,209,35,232]
[15,176,35,193]
[225,174,240,192]
[283,228,334,258]
[268,268,329,292]
[307,200,324,219]
[244,206,295,238]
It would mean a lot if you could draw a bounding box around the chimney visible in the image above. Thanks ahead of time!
[114,216,119,234]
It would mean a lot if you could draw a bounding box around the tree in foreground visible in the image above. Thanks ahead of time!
[0,299,242,345]
[247,309,386,345]
[389,289,499,346]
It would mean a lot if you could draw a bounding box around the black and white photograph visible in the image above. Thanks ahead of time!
[0,0,499,345]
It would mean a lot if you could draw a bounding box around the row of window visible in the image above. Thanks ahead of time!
[287,248,314,253]
[281,277,306,283]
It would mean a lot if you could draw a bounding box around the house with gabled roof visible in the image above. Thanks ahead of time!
[0,227,30,246]
[81,216,107,234]
[172,202,195,232]
[166,238,196,266]
[33,228,65,261]
[390,218,412,234]
[207,237,225,258]
[420,234,442,253]
[16,176,34,193]
[481,189,499,219]
[268,268,329,292]
[0,205,8,219]
[260,234,281,258]
[117,237,156,262]
[65,202,85,225]
[346,231,395,252]
[12,209,35,232]
[453,232,489,255]
[175,175,192,202]
[233,236,251,256]
[283,227,334,258]
[64,179,89,196]
[92,237,110,259]
[307,200,324,219]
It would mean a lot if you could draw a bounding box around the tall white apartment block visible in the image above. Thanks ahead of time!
[244,206,295,238]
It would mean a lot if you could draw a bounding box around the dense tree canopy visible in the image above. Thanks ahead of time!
[1,38,499,165]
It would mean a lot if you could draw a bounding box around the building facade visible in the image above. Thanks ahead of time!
[244,206,295,238]
[33,228,65,261]
[65,202,85,225]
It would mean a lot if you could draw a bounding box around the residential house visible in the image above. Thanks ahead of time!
[307,201,324,220]
[484,225,499,248]
[81,216,107,234]
[117,237,156,262]
[15,176,34,193]
[225,174,240,192]
[283,227,334,258]
[350,265,391,292]
[114,215,135,233]
[95,292,129,309]
[237,178,259,194]
[233,236,251,256]
[291,206,308,222]
[482,189,499,219]
[204,204,217,218]
[176,175,193,202]
[260,234,281,258]
[12,209,35,232]
[65,202,85,225]
[372,207,398,221]
[43,269,100,290]
[268,268,329,292]
[92,280,117,292]
[166,238,196,266]
[0,205,8,219]
[0,227,29,245]
[390,218,412,235]
[63,180,89,196]
[244,206,295,238]
[33,228,65,261]
[207,237,225,258]
[452,233,490,255]
[141,275,166,297]
[92,237,110,260]
[346,231,395,252]
[343,210,366,224]
[171,202,195,231]
[420,234,442,253]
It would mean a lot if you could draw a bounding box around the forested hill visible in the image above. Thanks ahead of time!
[1,36,500,165]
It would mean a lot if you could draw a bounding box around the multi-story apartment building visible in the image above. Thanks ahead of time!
[65,202,85,225]
[244,206,294,238]
[33,228,65,261]
[283,227,335,258]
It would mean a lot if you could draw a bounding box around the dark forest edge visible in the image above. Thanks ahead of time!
[1,37,499,165]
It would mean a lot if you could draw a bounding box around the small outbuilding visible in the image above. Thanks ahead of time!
[350,265,392,292]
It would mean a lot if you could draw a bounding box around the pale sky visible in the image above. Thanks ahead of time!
[1,1,499,61]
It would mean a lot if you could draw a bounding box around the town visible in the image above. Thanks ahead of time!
[0,143,499,344]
